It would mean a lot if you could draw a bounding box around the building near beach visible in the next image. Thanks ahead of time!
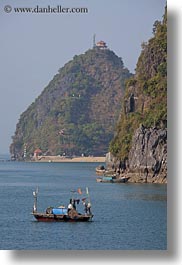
[33,148,42,158]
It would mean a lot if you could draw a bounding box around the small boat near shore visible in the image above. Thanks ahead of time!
[32,188,93,222]
[95,165,106,174]
[96,175,129,183]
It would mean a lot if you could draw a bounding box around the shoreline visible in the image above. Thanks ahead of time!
[32,156,106,163]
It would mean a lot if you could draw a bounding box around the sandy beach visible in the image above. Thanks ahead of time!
[34,156,106,163]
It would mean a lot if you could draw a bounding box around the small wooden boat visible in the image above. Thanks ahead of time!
[95,165,106,174]
[96,176,129,183]
[32,188,93,222]
[33,211,93,222]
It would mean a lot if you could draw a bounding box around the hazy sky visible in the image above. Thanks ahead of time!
[0,0,166,154]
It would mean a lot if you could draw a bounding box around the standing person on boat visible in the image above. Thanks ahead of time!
[84,202,88,214]
[72,199,76,210]
[87,202,92,214]
[82,200,91,214]
[82,198,88,214]
[68,199,73,213]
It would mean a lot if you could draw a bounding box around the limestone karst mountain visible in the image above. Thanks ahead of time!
[10,44,132,160]
[109,7,167,183]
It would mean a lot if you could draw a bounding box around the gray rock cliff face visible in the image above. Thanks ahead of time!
[106,126,167,183]
[128,126,167,183]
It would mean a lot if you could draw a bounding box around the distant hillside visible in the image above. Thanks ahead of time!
[10,46,132,159]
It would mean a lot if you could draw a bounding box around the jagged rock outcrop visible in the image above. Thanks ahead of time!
[106,126,167,183]
[127,126,167,183]
[108,7,167,183]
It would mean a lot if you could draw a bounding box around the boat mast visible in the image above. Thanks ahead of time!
[86,187,91,203]
[33,187,38,213]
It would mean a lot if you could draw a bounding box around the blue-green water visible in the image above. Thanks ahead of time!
[0,161,167,250]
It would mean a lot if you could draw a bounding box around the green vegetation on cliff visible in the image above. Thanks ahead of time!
[10,47,132,159]
[110,7,167,160]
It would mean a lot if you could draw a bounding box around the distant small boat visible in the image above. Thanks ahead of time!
[96,176,129,183]
[32,188,93,222]
[95,165,106,174]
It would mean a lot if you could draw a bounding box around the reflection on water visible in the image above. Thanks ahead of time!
[124,193,167,201]
[115,183,167,202]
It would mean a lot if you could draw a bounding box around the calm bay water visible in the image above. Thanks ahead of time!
[0,160,167,250]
